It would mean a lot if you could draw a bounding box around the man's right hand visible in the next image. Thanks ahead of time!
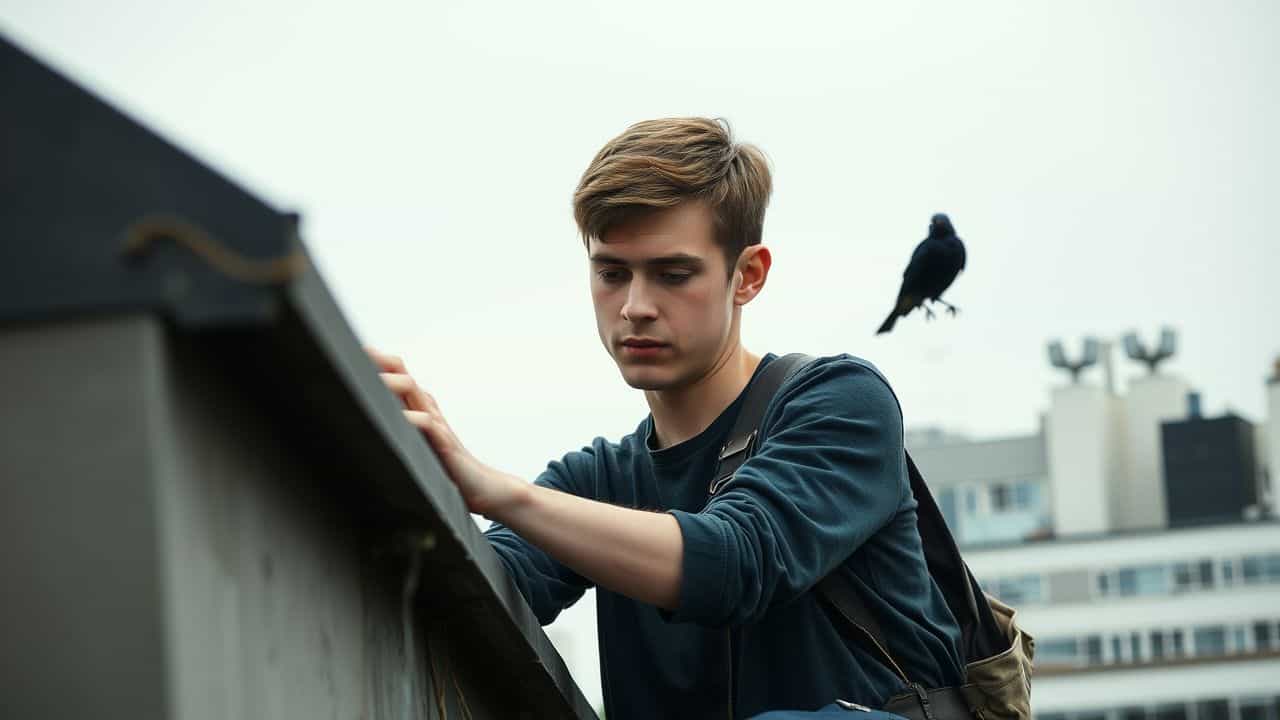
[365,346,522,517]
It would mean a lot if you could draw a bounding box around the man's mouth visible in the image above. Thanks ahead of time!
[620,338,669,356]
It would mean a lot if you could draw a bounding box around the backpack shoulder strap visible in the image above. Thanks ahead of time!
[709,353,815,495]
[707,353,911,683]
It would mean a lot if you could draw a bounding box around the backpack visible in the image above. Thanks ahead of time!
[713,353,1035,720]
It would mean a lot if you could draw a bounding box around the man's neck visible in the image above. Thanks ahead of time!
[645,344,763,450]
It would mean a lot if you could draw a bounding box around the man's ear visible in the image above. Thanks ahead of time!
[733,245,771,307]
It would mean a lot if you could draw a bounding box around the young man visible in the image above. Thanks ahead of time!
[369,117,963,719]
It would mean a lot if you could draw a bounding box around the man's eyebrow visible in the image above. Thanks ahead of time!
[588,252,706,267]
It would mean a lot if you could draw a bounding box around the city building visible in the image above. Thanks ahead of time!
[909,343,1280,720]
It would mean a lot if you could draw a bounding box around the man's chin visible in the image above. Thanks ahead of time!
[617,364,676,391]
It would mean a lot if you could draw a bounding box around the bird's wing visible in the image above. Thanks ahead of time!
[902,238,943,285]
[956,237,966,271]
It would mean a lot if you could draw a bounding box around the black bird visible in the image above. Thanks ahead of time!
[876,213,967,335]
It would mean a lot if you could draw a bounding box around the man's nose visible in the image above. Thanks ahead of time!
[621,279,658,322]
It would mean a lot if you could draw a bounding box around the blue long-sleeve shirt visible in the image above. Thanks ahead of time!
[486,353,963,719]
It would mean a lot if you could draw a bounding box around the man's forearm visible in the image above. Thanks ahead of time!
[487,472,684,610]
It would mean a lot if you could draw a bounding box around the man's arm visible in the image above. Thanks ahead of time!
[491,476,684,609]
[368,347,684,610]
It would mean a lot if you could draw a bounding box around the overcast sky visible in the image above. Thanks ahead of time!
[5,0,1277,708]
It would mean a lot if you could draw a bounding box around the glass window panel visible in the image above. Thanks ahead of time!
[1255,621,1274,651]
[1119,707,1147,720]
[1233,626,1248,653]
[1130,633,1142,662]
[1013,482,1033,508]
[1196,700,1230,720]
[1098,572,1111,596]
[1086,635,1104,665]
[1171,629,1186,657]
[939,488,960,533]
[1119,568,1139,596]
[1134,565,1170,595]
[1194,626,1227,657]
[1237,699,1269,720]
[1150,631,1165,659]
[1111,635,1123,663]
[1222,559,1235,585]
[991,484,1010,511]
[1243,555,1263,582]
[1037,638,1080,665]
[1198,559,1215,587]
[1153,704,1188,720]
[1265,554,1280,581]
[1173,562,1194,589]
[998,575,1043,605]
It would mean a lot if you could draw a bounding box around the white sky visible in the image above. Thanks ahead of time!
[5,1,1277,710]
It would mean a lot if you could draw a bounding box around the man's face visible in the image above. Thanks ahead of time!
[589,201,739,391]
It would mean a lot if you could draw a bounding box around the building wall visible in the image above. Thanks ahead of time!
[963,523,1280,715]
[1117,375,1189,530]
[1047,384,1120,536]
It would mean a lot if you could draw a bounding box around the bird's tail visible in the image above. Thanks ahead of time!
[876,308,898,335]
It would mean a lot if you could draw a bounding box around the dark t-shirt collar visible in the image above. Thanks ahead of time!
[645,352,778,468]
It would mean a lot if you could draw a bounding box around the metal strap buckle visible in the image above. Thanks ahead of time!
[717,429,756,461]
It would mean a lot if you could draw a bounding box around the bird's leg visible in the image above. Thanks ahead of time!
[923,303,936,321]
[935,298,959,317]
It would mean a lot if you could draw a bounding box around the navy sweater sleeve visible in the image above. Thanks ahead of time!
[666,356,908,627]
[484,449,596,626]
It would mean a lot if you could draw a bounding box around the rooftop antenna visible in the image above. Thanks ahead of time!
[1048,336,1101,384]
[1123,327,1177,374]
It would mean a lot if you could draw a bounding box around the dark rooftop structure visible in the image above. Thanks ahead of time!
[0,34,595,719]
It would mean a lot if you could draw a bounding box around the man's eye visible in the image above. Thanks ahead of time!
[660,272,693,285]
[597,269,626,283]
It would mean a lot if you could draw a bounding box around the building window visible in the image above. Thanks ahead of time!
[1174,562,1193,590]
[1116,565,1170,597]
[1193,626,1227,657]
[1238,553,1280,584]
[1232,625,1248,654]
[1238,697,1275,720]
[964,487,978,515]
[938,487,960,533]
[1151,631,1166,659]
[1171,629,1186,658]
[1255,621,1274,651]
[990,484,1010,512]
[1096,552,1280,603]
[1119,707,1147,720]
[1085,635,1104,665]
[1153,704,1188,720]
[1243,555,1262,582]
[1012,481,1035,509]
[1037,637,1080,667]
[990,574,1045,605]
[1195,700,1230,720]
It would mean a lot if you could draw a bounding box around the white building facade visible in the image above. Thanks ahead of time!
[909,358,1280,720]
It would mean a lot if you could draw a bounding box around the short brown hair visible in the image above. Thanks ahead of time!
[573,117,772,273]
